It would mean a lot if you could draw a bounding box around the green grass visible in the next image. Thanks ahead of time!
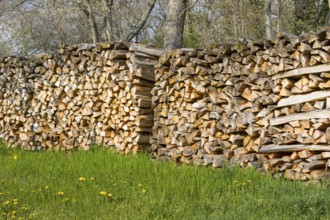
[1,143,330,220]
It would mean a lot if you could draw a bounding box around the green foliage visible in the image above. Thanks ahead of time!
[183,25,201,48]
[145,33,164,48]
[284,0,326,35]
[1,145,330,219]
[182,6,204,48]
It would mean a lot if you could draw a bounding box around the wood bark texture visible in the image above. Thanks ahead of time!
[164,0,188,51]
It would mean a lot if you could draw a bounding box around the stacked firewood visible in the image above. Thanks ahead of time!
[259,31,330,180]
[2,29,330,180]
[0,56,36,148]
[151,43,275,167]
[0,42,162,153]
[152,30,330,180]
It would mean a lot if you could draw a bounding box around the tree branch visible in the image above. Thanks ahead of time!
[125,0,157,42]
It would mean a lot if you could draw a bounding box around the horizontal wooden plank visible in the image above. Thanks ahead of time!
[270,110,330,126]
[277,90,330,107]
[259,144,330,153]
[129,45,164,57]
[272,64,330,79]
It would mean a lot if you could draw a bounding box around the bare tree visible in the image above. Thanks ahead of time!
[125,0,157,41]
[75,0,99,43]
[164,0,188,50]
[1,0,329,56]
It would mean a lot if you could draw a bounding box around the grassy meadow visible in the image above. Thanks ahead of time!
[1,143,330,220]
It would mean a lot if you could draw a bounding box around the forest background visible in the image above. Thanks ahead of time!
[0,0,329,56]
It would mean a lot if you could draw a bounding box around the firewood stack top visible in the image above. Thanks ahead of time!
[151,30,330,180]
[0,41,163,153]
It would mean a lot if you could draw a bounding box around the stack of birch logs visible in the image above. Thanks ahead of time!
[0,42,162,153]
[152,30,330,180]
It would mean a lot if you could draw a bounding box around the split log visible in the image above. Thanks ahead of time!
[260,144,330,153]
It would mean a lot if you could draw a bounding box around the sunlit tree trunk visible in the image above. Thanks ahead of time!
[264,0,273,40]
[164,0,188,51]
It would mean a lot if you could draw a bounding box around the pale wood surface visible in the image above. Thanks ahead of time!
[260,144,330,153]
[270,110,330,126]
[272,64,330,79]
[277,90,330,107]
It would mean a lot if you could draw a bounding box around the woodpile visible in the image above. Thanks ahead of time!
[260,31,330,180]
[3,29,330,180]
[151,44,274,167]
[0,42,162,153]
[151,30,330,180]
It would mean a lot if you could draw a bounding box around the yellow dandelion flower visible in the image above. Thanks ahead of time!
[138,183,142,187]
[45,185,50,190]
[57,191,65,196]
[13,155,18,160]
[13,199,18,205]
[99,191,107,195]
[62,198,69,202]
[3,200,9,205]
[11,211,16,215]
[2,212,6,216]
[142,189,147,193]
[79,177,86,181]
[107,193,113,198]
[90,177,95,181]
[21,207,28,211]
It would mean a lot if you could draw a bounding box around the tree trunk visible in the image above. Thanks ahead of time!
[84,0,99,43]
[264,0,273,40]
[234,0,243,40]
[125,0,157,42]
[233,0,242,40]
[102,0,113,41]
[276,0,282,34]
[164,0,188,51]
